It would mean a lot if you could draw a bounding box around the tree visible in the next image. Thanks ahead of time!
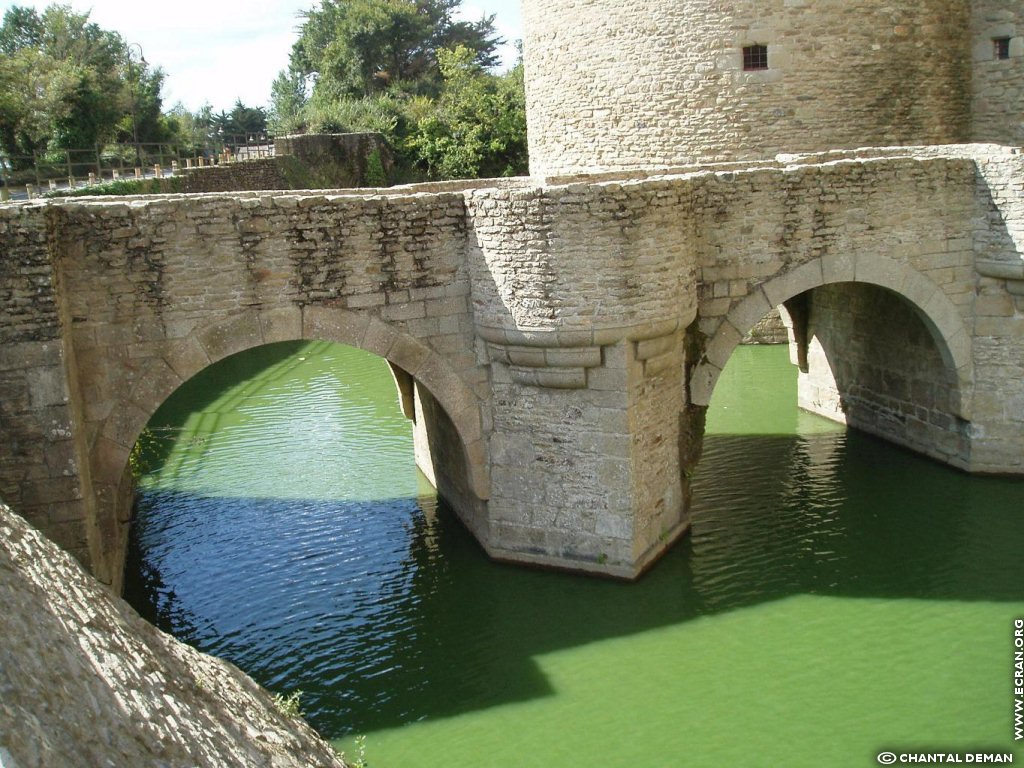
[0,4,167,163]
[268,68,308,134]
[410,45,527,179]
[288,0,502,100]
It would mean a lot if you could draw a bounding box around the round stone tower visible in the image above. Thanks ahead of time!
[522,0,975,177]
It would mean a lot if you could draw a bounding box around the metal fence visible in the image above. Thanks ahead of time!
[1,136,276,200]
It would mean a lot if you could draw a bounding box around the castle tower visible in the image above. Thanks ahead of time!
[522,0,1021,177]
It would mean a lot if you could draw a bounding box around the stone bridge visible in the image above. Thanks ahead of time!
[2,144,1023,589]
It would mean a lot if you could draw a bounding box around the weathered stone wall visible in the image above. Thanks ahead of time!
[175,133,393,194]
[689,154,980,419]
[36,189,489,588]
[275,133,391,189]
[0,207,95,571]
[971,0,1024,146]
[465,180,697,575]
[1,145,1021,585]
[523,0,974,176]
[178,158,290,193]
[968,151,1024,472]
[0,502,347,768]
[798,282,968,465]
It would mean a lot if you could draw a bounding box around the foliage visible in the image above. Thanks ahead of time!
[269,0,526,182]
[289,0,501,100]
[0,4,167,165]
[410,45,527,179]
[44,175,182,198]
[365,149,388,186]
[271,689,304,719]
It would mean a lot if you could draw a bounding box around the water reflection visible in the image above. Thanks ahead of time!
[125,342,1024,760]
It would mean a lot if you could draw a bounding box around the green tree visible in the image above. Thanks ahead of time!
[288,0,501,100]
[0,4,167,163]
[268,68,308,134]
[410,45,527,179]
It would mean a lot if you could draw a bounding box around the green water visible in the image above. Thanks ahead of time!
[125,342,1024,767]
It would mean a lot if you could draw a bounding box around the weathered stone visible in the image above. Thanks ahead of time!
[0,503,347,768]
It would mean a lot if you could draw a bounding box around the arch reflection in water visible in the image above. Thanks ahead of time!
[126,342,1024,767]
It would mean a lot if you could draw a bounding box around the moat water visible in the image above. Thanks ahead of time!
[125,341,1024,767]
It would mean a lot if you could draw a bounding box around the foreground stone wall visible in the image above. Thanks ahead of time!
[0,502,347,768]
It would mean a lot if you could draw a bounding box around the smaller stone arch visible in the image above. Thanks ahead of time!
[86,306,490,586]
[690,255,974,419]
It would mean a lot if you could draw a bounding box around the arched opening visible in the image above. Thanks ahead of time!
[120,337,481,733]
[689,259,974,471]
[83,307,490,592]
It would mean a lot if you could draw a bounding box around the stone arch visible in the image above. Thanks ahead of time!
[690,256,974,419]
[90,306,490,562]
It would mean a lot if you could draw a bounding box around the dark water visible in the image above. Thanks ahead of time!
[125,341,1024,767]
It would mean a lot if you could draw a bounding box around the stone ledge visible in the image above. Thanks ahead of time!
[976,259,1024,295]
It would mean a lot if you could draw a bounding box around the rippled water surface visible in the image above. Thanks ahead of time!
[125,342,1024,767]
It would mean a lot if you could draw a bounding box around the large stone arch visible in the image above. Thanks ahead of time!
[86,305,489,588]
[690,255,974,419]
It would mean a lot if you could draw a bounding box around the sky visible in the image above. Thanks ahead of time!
[0,0,524,113]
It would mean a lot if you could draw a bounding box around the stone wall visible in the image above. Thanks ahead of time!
[465,179,697,575]
[176,133,392,194]
[0,207,95,571]
[1,145,1022,585]
[5,189,490,589]
[178,158,290,193]
[689,154,981,416]
[968,151,1024,472]
[523,0,975,176]
[0,502,347,768]
[971,0,1024,146]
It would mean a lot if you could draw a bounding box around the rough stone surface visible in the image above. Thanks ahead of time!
[523,0,1021,178]
[1,141,1023,583]
[176,133,392,193]
[0,502,347,768]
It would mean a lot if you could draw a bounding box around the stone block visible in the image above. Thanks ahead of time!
[763,259,823,307]
[703,320,742,369]
[198,311,262,364]
[162,336,210,381]
[387,333,431,375]
[303,306,369,347]
[258,306,302,343]
[544,346,602,368]
[725,288,772,336]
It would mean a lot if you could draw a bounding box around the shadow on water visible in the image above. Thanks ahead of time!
[127,430,1024,740]
[123,342,1024,742]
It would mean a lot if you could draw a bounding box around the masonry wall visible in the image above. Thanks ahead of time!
[465,180,698,576]
[690,156,979,405]
[971,0,1024,146]
[968,152,1024,472]
[176,133,392,194]
[178,158,289,193]
[0,502,346,768]
[523,0,973,176]
[0,207,97,571]
[45,189,488,586]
